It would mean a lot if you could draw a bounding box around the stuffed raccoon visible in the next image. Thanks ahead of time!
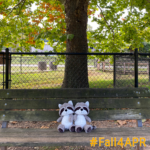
[57,100,75,133]
[74,101,96,133]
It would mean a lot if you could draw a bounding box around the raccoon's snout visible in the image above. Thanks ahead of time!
[65,109,67,111]
[81,109,83,111]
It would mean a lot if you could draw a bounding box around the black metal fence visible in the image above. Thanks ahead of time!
[1,48,150,89]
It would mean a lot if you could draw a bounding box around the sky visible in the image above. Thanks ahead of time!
[88,12,100,30]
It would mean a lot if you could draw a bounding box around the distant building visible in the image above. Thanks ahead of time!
[1,39,56,53]
[31,42,54,52]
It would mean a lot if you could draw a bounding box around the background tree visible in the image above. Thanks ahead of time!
[0,0,150,88]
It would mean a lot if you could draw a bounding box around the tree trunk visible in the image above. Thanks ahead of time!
[62,0,89,88]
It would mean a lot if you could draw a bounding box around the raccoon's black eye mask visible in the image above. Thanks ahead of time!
[75,107,88,113]
[60,108,64,115]
[75,107,81,111]
[67,107,74,111]
[83,107,88,113]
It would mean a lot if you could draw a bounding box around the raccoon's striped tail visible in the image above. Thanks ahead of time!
[92,125,96,130]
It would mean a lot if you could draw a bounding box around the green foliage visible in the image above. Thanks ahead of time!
[67,34,74,40]
[139,42,150,53]
[0,0,150,63]
[86,0,150,61]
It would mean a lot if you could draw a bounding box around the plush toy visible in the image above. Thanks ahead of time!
[74,101,96,133]
[57,100,75,133]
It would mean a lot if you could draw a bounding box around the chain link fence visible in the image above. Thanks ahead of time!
[9,54,114,89]
[137,54,150,88]
[115,55,135,87]
[1,49,150,89]
[115,54,150,88]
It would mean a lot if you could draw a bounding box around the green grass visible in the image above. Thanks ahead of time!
[11,71,64,89]
[0,66,150,89]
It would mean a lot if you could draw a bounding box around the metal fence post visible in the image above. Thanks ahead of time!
[3,53,4,89]
[5,48,9,89]
[134,48,138,88]
[113,55,116,87]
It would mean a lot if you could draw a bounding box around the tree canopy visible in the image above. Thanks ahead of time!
[1,0,150,88]
[0,0,150,53]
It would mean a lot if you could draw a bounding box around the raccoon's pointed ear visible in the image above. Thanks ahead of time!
[58,104,62,108]
[68,100,73,106]
[85,101,89,107]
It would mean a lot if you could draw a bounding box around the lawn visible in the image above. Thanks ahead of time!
[0,55,149,89]
[0,66,149,89]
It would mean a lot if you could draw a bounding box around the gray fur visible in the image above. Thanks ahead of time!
[75,102,90,115]
[69,124,75,132]
[73,114,77,122]
[57,124,65,133]
[57,100,75,132]
[84,125,93,133]
[57,116,63,122]
[84,115,91,122]
[74,101,96,133]
[69,114,74,122]
[75,125,83,133]
[58,100,74,116]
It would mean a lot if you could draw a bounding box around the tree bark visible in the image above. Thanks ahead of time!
[62,0,89,88]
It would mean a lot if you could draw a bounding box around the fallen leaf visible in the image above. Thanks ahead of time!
[52,121,57,123]
[128,120,136,123]
[117,120,127,126]
[109,120,115,122]
[41,125,49,129]
[11,121,18,124]
[142,119,146,123]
